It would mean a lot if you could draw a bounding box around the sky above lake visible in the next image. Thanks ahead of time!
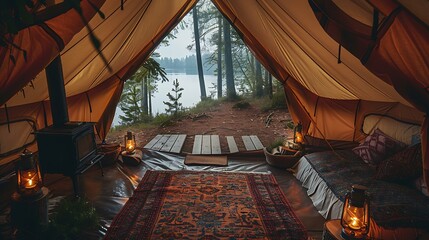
[156,27,194,59]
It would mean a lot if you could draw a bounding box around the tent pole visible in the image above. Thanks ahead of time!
[45,55,69,127]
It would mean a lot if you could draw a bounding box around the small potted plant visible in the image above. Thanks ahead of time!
[264,138,303,168]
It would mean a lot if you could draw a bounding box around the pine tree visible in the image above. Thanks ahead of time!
[119,80,144,125]
[163,79,184,115]
[118,56,168,125]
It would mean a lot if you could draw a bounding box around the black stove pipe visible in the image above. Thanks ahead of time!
[45,56,69,127]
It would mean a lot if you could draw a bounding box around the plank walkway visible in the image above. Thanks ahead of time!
[226,136,239,153]
[144,134,264,154]
[192,135,222,154]
[241,135,264,151]
[192,135,264,154]
[143,134,186,153]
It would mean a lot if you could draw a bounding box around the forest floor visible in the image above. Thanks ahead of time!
[106,100,294,154]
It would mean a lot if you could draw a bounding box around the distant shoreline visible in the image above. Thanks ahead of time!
[113,73,219,126]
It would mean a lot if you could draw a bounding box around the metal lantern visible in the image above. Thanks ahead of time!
[16,149,43,197]
[341,185,370,240]
[293,122,304,144]
[124,131,136,154]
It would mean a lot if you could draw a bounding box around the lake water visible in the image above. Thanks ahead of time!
[112,74,218,126]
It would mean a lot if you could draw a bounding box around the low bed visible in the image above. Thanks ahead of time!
[293,115,429,239]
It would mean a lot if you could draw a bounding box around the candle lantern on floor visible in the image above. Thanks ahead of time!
[293,122,303,144]
[11,149,49,236]
[16,149,43,197]
[341,185,370,240]
[124,131,136,154]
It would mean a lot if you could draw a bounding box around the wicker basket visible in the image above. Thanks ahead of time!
[263,147,303,168]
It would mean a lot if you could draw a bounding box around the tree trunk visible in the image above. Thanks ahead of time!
[266,70,273,98]
[193,6,206,100]
[223,17,236,99]
[255,60,263,97]
[141,76,148,115]
[217,15,223,99]
[148,79,152,116]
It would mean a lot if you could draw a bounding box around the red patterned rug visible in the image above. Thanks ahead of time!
[104,170,308,239]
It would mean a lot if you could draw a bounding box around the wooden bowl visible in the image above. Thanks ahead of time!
[263,147,303,168]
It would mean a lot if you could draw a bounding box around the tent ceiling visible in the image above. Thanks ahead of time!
[1,0,418,109]
[4,0,195,107]
[398,0,429,26]
[215,0,411,105]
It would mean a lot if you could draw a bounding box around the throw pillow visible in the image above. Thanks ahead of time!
[411,134,421,145]
[415,177,429,197]
[375,143,422,183]
[353,128,406,165]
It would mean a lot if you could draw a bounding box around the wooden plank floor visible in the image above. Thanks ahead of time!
[145,134,264,154]
[192,135,222,154]
[226,136,239,153]
[144,134,187,153]
[192,135,264,154]
[241,135,264,151]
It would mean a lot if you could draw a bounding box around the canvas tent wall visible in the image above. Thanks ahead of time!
[0,0,428,187]
[0,0,197,161]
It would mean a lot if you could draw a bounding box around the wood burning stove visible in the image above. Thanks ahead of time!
[35,122,103,196]
[35,56,103,196]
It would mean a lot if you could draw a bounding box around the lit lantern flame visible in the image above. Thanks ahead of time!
[23,171,38,189]
[345,207,365,230]
[341,185,370,239]
[295,131,303,143]
[124,131,136,154]
[17,149,43,197]
[293,122,304,144]
[126,140,135,153]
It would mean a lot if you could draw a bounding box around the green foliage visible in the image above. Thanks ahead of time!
[152,113,174,126]
[285,120,295,130]
[119,79,146,125]
[270,88,287,109]
[110,121,154,132]
[191,98,222,113]
[44,197,99,240]
[232,100,251,110]
[119,57,167,124]
[266,138,285,153]
[163,79,184,115]
[152,112,185,127]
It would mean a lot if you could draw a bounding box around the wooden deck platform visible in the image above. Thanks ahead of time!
[192,135,264,154]
[192,135,221,154]
[241,135,264,150]
[144,134,264,154]
[143,134,186,153]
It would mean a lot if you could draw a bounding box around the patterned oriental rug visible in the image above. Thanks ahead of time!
[104,170,308,240]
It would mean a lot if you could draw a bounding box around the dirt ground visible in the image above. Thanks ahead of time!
[106,101,294,154]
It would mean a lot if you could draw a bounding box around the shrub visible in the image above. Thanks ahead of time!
[44,197,99,240]
[266,137,285,152]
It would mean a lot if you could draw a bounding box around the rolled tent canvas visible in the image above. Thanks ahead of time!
[0,0,428,187]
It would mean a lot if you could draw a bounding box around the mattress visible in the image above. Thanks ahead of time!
[293,150,429,240]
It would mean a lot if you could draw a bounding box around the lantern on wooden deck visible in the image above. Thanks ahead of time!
[16,149,43,197]
[293,122,303,144]
[124,131,136,154]
[341,185,370,240]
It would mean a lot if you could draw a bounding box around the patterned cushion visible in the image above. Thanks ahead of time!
[353,128,406,165]
[415,177,429,197]
[375,143,422,183]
